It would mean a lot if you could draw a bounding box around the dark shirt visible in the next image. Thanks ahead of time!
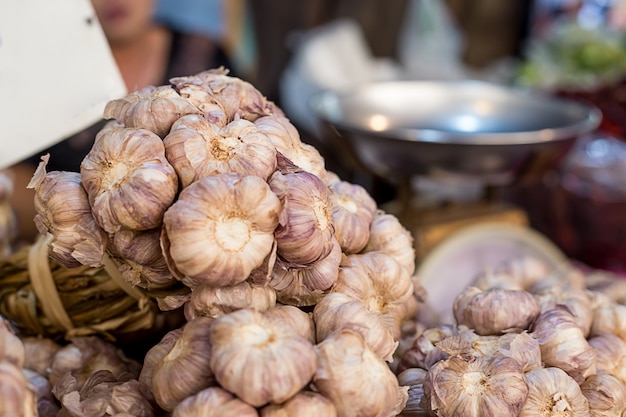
[25,31,231,173]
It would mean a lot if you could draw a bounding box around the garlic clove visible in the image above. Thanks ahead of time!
[260,391,337,417]
[269,169,335,267]
[520,367,590,416]
[531,306,597,384]
[151,317,215,412]
[27,154,107,268]
[103,85,202,138]
[172,386,259,417]
[163,115,277,188]
[363,211,416,277]
[453,286,540,336]
[162,173,281,288]
[427,354,529,417]
[313,291,398,362]
[209,308,317,407]
[329,180,377,254]
[313,327,409,417]
[80,123,179,233]
[187,280,277,319]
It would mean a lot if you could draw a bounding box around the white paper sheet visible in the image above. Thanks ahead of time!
[0,0,127,168]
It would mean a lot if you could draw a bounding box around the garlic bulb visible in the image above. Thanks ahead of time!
[585,270,626,304]
[80,123,178,233]
[56,371,155,417]
[520,367,589,416]
[254,114,327,180]
[48,336,140,390]
[162,173,281,288]
[313,327,409,417]
[328,180,377,254]
[269,169,335,267]
[186,280,277,319]
[580,372,626,417]
[587,332,626,385]
[109,228,178,290]
[209,308,317,407]
[590,303,626,340]
[0,362,38,417]
[151,317,215,412]
[396,368,430,417]
[398,324,461,372]
[269,238,341,306]
[103,85,202,138]
[21,336,61,377]
[470,332,542,373]
[24,368,60,417]
[426,354,529,417]
[163,115,277,188]
[531,306,597,384]
[0,317,25,368]
[27,154,106,268]
[528,264,587,294]
[313,292,398,362]
[138,328,182,392]
[172,386,259,417]
[260,391,338,417]
[335,252,415,338]
[263,305,316,344]
[534,287,593,337]
[363,211,415,277]
[453,287,540,336]
[169,67,274,122]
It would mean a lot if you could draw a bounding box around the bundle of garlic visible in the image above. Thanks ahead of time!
[397,255,626,417]
[15,67,423,416]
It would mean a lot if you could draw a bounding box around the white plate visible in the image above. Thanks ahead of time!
[416,222,567,325]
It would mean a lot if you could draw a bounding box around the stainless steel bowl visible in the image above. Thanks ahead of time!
[309,80,601,185]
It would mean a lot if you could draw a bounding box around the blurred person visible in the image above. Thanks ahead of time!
[8,0,231,243]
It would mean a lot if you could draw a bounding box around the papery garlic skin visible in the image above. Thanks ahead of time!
[364,211,416,277]
[209,308,317,407]
[187,281,277,319]
[151,317,215,412]
[520,367,590,417]
[314,327,409,417]
[397,368,430,417]
[172,386,259,417]
[269,169,335,267]
[28,154,106,268]
[470,331,543,373]
[0,317,25,368]
[534,287,593,337]
[260,391,338,417]
[24,368,60,417]
[163,115,277,188]
[21,336,61,377]
[531,306,597,384]
[453,287,540,336]
[104,85,202,138]
[398,324,461,372]
[427,355,528,417]
[80,123,178,233]
[314,292,398,362]
[472,256,552,291]
[329,180,377,254]
[163,174,281,288]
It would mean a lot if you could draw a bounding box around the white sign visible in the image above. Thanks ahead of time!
[0,0,127,168]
